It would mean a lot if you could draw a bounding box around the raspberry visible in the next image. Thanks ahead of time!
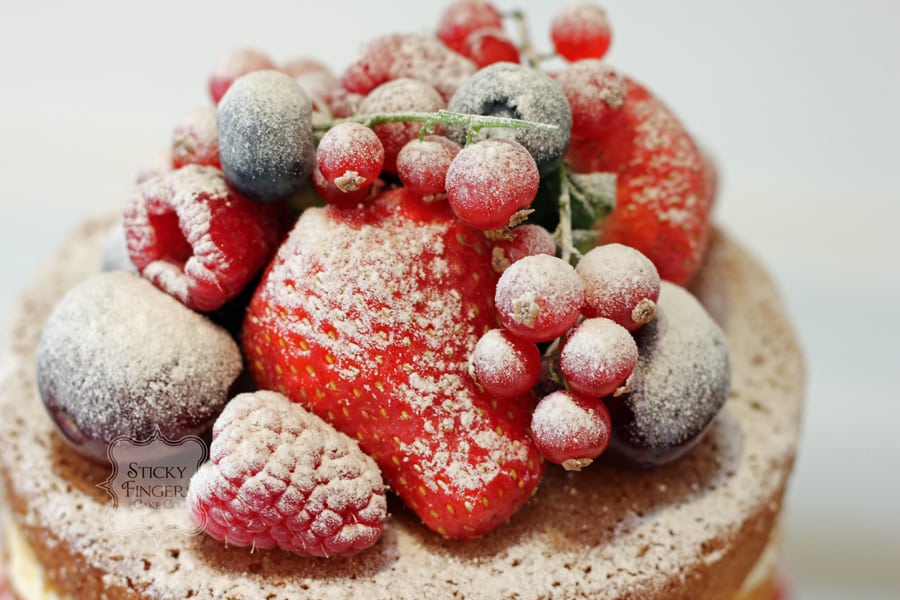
[316,122,384,193]
[437,1,504,53]
[446,139,539,230]
[560,317,638,398]
[531,390,612,470]
[576,243,661,331]
[396,135,460,196]
[469,328,542,399]
[123,165,282,312]
[461,28,521,68]
[187,390,387,557]
[359,78,446,173]
[495,253,585,342]
[208,48,276,104]
[171,106,220,169]
[550,4,612,62]
[558,60,626,138]
[491,224,557,273]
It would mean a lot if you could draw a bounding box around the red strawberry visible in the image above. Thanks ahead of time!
[566,78,716,285]
[187,390,387,557]
[242,188,544,539]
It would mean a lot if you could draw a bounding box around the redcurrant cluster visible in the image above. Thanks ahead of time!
[470,242,661,471]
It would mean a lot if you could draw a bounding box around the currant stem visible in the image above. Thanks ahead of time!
[554,162,579,264]
[506,9,541,68]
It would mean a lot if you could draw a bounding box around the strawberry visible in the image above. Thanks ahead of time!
[242,187,544,539]
[566,78,716,285]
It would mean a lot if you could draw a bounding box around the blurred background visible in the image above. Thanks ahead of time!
[1,0,897,597]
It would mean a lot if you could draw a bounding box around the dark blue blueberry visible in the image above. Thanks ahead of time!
[218,70,315,202]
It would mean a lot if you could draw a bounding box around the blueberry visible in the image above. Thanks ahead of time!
[218,70,315,202]
[447,62,572,174]
[607,282,731,468]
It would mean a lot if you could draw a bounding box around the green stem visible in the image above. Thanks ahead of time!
[554,162,578,264]
[506,9,540,68]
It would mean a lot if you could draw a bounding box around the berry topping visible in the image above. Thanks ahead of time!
[123,165,282,312]
[494,253,585,342]
[187,390,387,557]
[558,60,626,138]
[37,272,242,463]
[461,28,521,68]
[447,62,572,174]
[530,390,612,471]
[559,317,638,398]
[242,188,544,539]
[209,48,276,104]
[171,106,220,169]
[607,282,731,467]
[576,243,661,330]
[491,224,557,273]
[396,135,461,196]
[469,329,542,400]
[217,70,316,203]
[436,0,504,53]
[316,122,384,193]
[550,3,612,62]
[358,78,446,173]
[446,139,540,230]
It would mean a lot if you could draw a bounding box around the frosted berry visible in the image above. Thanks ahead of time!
[171,106,220,169]
[311,165,373,209]
[187,390,387,557]
[396,135,460,195]
[576,243,661,331]
[495,253,585,342]
[316,123,384,192]
[448,62,572,174]
[446,139,540,230]
[530,390,612,471]
[461,28,521,68]
[469,329,542,399]
[558,60,626,138]
[359,78,446,173]
[218,70,316,202]
[37,272,242,463]
[491,224,557,273]
[437,1,504,52]
[560,317,638,397]
[124,165,282,312]
[209,48,276,104]
[550,4,612,61]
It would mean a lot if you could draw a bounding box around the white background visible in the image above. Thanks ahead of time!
[1,1,898,598]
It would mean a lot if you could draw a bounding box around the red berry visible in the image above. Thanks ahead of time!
[495,253,585,342]
[187,390,387,557]
[123,165,282,312]
[316,123,385,192]
[171,106,220,169]
[396,135,460,196]
[550,4,612,62]
[469,329,542,399]
[576,243,661,330]
[461,28,521,68]
[437,1,504,53]
[491,224,557,273]
[446,139,540,230]
[530,390,612,470]
[359,78,446,173]
[311,165,373,209]
[558,60,626,138]
[208,48,275,104]
[283,57,338,111]
[560,317,638,397]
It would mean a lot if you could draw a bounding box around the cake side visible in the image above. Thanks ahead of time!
[0,219,804,600]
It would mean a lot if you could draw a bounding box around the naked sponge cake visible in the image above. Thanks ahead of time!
[0,2,803,598]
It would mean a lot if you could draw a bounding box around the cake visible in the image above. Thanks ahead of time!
[0,2,803,598]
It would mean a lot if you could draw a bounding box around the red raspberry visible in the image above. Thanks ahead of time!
[550,4,612,62]
[208,48,276,104]
[530,390,612,470]
[187,390,387,557]
[437,1,504,52]
[171,106,220,169]
[123,165,282,312]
